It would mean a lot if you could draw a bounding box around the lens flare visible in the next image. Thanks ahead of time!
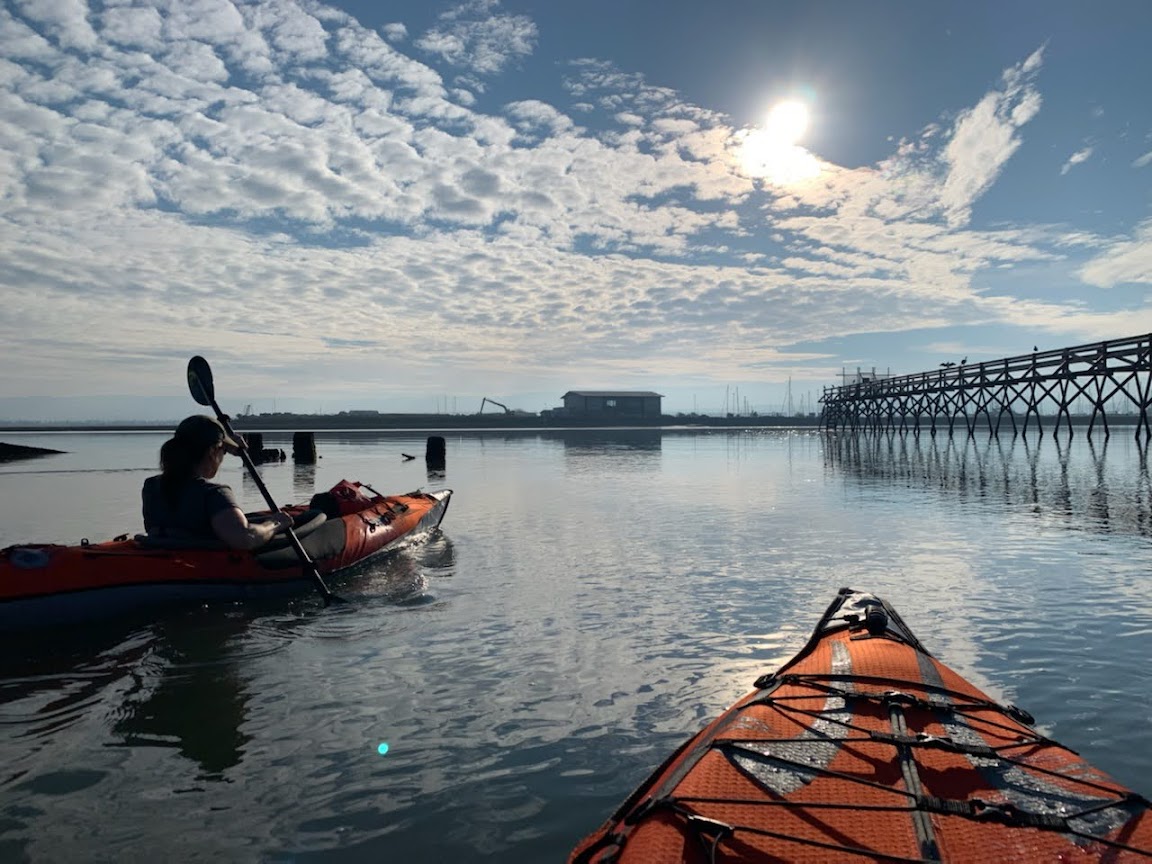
[377,742,390,755]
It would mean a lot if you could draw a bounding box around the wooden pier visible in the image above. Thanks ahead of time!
[820,334,1152,440]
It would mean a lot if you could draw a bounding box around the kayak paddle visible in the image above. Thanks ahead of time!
[186,355,343,606]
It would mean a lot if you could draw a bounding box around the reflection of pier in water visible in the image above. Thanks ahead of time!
[825,431,1152,538]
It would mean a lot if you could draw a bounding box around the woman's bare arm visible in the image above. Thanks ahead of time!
[211,507,293,550]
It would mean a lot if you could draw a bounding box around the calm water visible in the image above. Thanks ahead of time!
[1,427,1150,862]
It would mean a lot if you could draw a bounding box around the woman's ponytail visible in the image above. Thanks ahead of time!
[159,437,199,505]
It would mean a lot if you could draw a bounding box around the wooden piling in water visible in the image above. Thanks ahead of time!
[426,435,446,471]
[245,432,268,464]
[293,431,317,463]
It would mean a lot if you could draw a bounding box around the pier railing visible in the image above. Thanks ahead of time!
[819,334,1152,439]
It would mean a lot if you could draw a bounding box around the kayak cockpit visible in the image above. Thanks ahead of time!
[132,509,328,552]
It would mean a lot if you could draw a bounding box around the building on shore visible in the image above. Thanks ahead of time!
[551,390,664,420]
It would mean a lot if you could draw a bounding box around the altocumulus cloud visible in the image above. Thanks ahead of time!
[414,0,537,77]
[0,0,1149,408]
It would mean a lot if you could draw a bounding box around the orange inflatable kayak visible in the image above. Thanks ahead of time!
[0,480,450,631]
[571,588,1151,863]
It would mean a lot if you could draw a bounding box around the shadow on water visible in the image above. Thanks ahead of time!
[108,615,252,779]
[0,610,249,814]
[824,430,1152,537]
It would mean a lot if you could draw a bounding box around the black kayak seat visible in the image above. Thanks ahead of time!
[134,510,328,551]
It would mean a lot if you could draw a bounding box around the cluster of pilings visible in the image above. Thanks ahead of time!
[242,431,448,472]
[820,335,1152,440]
[243,432,317,464]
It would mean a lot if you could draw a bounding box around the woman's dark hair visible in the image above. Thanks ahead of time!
[158,431,218,504]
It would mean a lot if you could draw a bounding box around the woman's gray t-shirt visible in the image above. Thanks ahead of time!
[142,476,239,539]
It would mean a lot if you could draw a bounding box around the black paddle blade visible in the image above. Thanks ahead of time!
[187,356,215,406]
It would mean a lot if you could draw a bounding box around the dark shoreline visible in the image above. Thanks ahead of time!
[0,441,67,462]
[0,414,823,433]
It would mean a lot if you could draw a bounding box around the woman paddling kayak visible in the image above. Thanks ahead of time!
[142,415,292,549]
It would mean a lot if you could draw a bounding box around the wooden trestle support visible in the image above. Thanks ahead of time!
[819,335,1152,440]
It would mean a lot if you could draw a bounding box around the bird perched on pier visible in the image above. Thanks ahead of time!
[1033,345,1038,352]
[960,356,967,365]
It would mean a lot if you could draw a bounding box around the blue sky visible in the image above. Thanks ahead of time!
[1,0,1150,421]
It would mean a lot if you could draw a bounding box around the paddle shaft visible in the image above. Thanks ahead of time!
[210,405,337,605]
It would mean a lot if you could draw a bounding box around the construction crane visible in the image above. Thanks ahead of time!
[479,397,512,415]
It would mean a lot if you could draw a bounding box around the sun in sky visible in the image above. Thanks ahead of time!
[738,99,823,185]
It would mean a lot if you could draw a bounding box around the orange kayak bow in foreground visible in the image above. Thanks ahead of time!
[571,588,1151,863]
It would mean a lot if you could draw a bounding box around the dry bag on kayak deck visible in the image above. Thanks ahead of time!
[309,479,378,518]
